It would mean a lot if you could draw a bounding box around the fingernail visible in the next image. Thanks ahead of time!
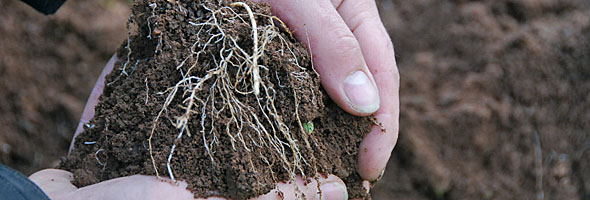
[343,71,380,114]
[318,182,348,200]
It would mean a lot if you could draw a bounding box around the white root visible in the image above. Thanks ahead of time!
[133,3,317,198]
[231,2,261,96]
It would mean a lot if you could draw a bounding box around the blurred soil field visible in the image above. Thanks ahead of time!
[0,0,588,199]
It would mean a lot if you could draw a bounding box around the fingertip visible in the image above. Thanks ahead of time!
[317,175,348,200]
[357,113,398,180]
[318,181,348,200]
[253,174,348,200]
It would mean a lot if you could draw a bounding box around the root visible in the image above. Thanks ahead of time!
[95,148,107,172]
[231,2,261,96]
[144,77,149,105]
[107,16,135,86]
[134,2,318,197]
[304,25,320,77]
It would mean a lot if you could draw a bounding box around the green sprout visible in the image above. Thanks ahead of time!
[303,121,314,134]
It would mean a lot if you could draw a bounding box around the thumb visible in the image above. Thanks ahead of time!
[255,0,380,115]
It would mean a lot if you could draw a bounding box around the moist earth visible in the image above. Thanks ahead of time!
[59,0,371,199]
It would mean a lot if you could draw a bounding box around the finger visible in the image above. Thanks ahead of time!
[72,175,194,200]
[29,169,78,198]
[31,170,194,200]
[256,0,380,115]
[253,174,347,200]
[331,0,400,180]
[69,54,119,154]
[30,169,232,200]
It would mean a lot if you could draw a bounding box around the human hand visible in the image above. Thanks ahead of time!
[29,169,194,200]
[256,0,400,181]
[64,0,400,196]
[30,168,347,200]
[58,56,349,200]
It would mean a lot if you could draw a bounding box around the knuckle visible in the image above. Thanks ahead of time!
[340,0,380,32]
[372,27,394,53]
[348,10,378,32]
[331,27,362,58]
[371,39,399,83]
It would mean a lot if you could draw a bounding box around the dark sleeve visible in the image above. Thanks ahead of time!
[0,165,50,200]
[20,0,67,15]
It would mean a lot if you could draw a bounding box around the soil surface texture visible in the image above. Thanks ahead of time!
[373,0,590,199]
[0,0,129,175]
[60,0,371,199]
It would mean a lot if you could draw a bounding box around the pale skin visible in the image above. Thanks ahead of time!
[29,0,399,199]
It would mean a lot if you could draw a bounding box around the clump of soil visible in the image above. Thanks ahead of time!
[61,0,371,199]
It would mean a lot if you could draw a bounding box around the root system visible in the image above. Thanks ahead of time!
[61,0,371,199]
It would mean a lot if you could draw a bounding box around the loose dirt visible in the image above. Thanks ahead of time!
[59,0,371,199]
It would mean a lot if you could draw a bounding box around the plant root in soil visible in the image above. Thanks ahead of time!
[61,0,372,199]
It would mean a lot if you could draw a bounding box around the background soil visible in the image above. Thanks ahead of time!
[1,0,588,199]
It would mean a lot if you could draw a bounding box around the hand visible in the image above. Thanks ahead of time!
[30,168,347,200]
[256,0,400,181]
[60,0,400,197]
[29,169,194,200]
[50,56,349,200]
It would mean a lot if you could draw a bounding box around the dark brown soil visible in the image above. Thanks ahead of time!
[0,0,129,175]
[1,0,589,200]
[59,0,370,199]
[372,0,590,199]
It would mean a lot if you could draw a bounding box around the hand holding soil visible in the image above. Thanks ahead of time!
[52,0,398,199]
[34,56,350,200]
[255,0,400,181]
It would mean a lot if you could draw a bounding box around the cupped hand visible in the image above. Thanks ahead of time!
[60,0,399,197]
[255,0,400,181]
[29,169,194,200]
[55,56,349,200]
[30,168,347,200]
